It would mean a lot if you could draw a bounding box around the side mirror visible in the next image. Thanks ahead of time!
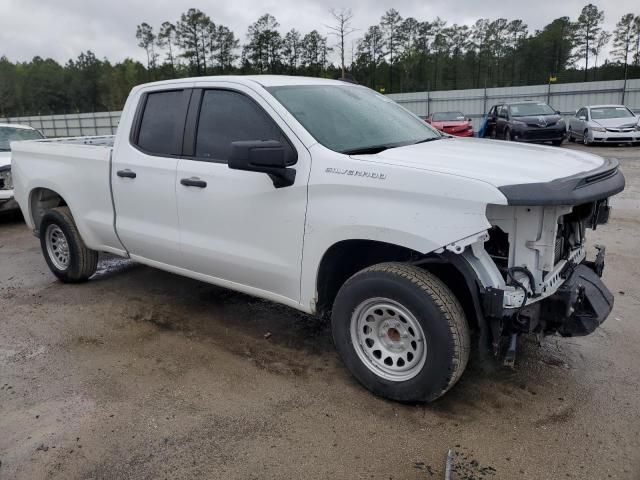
[228,140,296,188]
[467,118,472,122]
[555,110,561,115]
[579,115,586,121]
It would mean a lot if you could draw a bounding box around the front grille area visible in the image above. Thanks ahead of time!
[524,129,563,139]
[605,137,633,142]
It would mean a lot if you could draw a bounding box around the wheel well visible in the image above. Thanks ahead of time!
[30,188,67,233]
[315,240,480,332]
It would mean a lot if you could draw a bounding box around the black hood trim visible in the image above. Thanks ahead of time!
[498,158,625,206]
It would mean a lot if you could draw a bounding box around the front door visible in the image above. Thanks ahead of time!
[175,84,310,303]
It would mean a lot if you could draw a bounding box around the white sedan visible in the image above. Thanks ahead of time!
[567,105,640,145]
[1,123,44,212]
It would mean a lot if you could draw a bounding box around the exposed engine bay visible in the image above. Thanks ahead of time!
[454,198,615,362]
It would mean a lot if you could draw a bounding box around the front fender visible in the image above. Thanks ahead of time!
[299,148,508,310]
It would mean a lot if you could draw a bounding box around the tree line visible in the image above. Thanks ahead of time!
[1,4,640,117]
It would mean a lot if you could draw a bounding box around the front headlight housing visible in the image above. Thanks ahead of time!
[511,120,527,127]
[591,126,606,132]
[0,167,13,190]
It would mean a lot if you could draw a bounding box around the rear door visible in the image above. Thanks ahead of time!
[175,83,311,302]
[111,87,192,265]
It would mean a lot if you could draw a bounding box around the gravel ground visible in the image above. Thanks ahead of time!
[1,143,639,480]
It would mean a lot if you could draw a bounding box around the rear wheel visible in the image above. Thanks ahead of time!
[331,262,470,402]
[40,207,98,283]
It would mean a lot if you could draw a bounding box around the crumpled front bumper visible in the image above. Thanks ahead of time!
[0,189,18,212]
[540,256,613,337]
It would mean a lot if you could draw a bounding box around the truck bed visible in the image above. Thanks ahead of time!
[11,135,124,256]
[26,135,116,148]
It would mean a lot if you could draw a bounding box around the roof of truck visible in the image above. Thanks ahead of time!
[133,75,354,92]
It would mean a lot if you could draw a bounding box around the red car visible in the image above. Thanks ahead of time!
[426,111,474,137]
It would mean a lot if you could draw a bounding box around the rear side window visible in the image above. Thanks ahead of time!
[135,90,190,156]
[194,90,293,163]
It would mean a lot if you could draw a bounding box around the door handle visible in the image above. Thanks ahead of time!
[180,178,207,188]
[117,169,137,179]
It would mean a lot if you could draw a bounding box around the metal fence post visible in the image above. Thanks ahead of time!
[108,111,114,135]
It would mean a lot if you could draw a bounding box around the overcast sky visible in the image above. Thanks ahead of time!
[0,0,636,65]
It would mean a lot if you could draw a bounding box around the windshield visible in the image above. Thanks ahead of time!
[0,126,43,151]
[509,103,556,117]
[267,85,441,154]
[590,106,635,120]
[432,111,466,122]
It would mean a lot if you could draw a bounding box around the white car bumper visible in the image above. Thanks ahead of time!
[591,130,640,143]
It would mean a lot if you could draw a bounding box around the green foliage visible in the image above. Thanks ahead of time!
[2,5,640,117]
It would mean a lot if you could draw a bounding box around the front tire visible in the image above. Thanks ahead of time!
[504,128,512,141]
[332,263,470,402]
[40,207,98,283]
[583,129,591,146]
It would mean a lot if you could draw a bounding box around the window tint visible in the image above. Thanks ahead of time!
[136,90,189,156]
[195,90,292,163]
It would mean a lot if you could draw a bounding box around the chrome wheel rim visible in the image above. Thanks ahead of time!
[45,224,70,270]
[350,298,427,382]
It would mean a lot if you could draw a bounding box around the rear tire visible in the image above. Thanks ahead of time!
[39,207,98,283]
[331,262,470,402]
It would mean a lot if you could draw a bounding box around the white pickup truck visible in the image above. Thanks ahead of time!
[12,76,625,402]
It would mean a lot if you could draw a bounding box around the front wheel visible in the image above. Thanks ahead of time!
[583,129,592,146]
[40,207,98,283]
[504,128,512,141]
[331,263,470,402]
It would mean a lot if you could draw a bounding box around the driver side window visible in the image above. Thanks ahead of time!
[194,89,295,164]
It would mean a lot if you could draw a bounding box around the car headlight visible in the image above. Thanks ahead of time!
[512,120,527,127]
[635,124,640,131]
[0,167,13,190]
[591,126,606,132]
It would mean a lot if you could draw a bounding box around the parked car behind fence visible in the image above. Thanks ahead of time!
[568,105,640,145]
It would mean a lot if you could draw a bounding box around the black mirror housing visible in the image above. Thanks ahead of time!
[228,140,296,188]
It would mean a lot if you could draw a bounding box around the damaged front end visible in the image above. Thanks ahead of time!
[449,158,624,360]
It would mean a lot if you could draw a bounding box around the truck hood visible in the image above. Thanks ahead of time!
[0,151,10,169]
[354,137,605,187]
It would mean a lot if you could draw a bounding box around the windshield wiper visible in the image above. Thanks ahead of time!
[341,145,394,155]
[412,137,442,144]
